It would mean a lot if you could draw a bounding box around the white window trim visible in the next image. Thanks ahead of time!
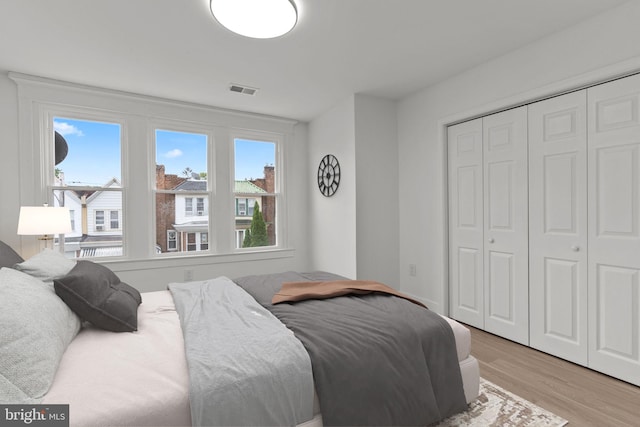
[232,132,284,250]
[8,72,296,262]
[12,72,294,262]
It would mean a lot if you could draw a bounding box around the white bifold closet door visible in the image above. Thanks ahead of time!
[587,74,640,386]
[483,107,529,345]
[449,107,529,345]
[448,118,484,328]
[528,90,589,365]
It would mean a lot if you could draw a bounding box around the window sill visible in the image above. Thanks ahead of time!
[99,248,295,272]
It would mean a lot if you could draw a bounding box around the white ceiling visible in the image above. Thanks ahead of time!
[0,0,628,122]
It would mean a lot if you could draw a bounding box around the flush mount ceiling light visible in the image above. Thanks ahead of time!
[210,0,297,39]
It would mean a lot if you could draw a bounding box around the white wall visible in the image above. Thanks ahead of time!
[397,1,640,313]
[308,96,357,279]
[308,94,400,286]
[354,94,399,287]
[0,72,20,252]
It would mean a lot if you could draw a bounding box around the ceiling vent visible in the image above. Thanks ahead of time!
[229,84,258,95]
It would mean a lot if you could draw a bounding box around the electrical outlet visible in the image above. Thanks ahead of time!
[184,269,194,281]
[409,264,416,277]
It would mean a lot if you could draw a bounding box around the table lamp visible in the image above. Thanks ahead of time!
[17,205,72,250]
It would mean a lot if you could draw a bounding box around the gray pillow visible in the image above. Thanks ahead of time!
[54,261,142,332]
[13,248,76,285]
[0,267,81,403]
[0,241,23,268]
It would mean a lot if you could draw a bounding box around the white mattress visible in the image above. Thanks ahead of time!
[43,290,479,427]
[440,314,471,362]
[43,291,192,427]
[441,314,480,406]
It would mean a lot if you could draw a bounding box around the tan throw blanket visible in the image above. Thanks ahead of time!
[272,279,427,308]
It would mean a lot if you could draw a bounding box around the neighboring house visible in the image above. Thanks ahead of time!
[170,179,267,251]
[54,177,124,258]
[171,179,210,253]
[233,180,267,249]
[155,165,275,253]
[250,165,276,245]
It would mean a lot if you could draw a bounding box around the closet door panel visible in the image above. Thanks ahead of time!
[595,265,638,359]
[528,91,588,365]
[487,251,514,321]
[588,74,640,386]
[595,145,638,237]
[483,107,529,345]
[448,119,484,327]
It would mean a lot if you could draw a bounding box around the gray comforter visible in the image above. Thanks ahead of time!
[234,271,467,426]
[169,276,314,427]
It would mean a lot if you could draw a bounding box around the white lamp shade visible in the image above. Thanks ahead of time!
[211,0,297,39]
[17,206,72,235]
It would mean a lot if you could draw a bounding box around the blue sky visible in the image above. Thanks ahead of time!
[54,118,275,185]
[156,129,208,177]
[54,117,121,186]
[234,139,275,181]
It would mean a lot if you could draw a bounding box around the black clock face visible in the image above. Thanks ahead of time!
[317,154,340,197]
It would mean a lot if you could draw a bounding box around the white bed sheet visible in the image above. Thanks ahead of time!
[43,291,191,427]
[43,290,479,427]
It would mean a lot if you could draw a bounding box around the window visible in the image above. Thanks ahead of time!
[15,75,291,262]
[186,233,196,251]
[236,198,259,217]
[185,232,208,251]
[196,198,205,216]
[52,116,123,258]
[167,230,177,251]
[95,210,105,230]
[69,210,75,232]
[110,211,120,230]
[234,139,277,249]
[155,129,209,254]
[237,199,247,216]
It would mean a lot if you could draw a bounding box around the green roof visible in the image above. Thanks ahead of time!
[234,180,266,193]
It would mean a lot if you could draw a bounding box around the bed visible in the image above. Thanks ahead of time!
[0,242,479,426]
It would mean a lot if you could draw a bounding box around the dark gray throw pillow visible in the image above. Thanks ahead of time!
[54,260,142,332]
[0,240,24,268]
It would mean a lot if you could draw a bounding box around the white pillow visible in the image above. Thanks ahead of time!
[13,248,76,285]
[0,267,81,403]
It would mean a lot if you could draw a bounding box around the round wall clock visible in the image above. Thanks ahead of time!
[317,154,341,197]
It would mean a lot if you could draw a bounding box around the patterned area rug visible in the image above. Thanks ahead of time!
[435,378,569,426]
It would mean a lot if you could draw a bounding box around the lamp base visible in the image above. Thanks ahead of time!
[37,235,54,251]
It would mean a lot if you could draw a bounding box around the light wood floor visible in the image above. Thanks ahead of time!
[468,326,640,426]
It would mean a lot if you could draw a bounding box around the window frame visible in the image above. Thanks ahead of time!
[152,122,213,257]
[12,72,294,265]
[46,108,127,258]
[232,133,283,251]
